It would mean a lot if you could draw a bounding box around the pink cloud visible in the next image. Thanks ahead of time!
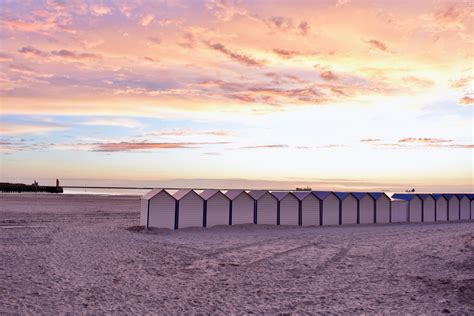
[367,39,388,52]
[205,41,265,67]
[320,71,338,81]
[91,141,230,152]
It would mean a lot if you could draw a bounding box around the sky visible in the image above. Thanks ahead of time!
[0,0,473,192]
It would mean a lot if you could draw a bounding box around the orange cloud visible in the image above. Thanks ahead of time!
[459,96,473,105]
[398,138,453,143]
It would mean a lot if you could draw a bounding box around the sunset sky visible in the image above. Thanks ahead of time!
[0,0,473,192]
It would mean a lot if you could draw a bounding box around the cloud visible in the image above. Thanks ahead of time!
[459,96,473,105]
[239,144,288,149]
[402,76,434,88]
[398,138,453,143]
[140,14,155,26]
[147,36,162,45]
[204,41,265,67]
[298,21,309,36]
[268,16,294,32]
[80,118,144,129]
[272,48,301,59]
[18,46,48,57]
[320,71,338,81]
[90,4,111,16]
[335,0,351,7]
[360,138,381,142]
[451,76,472,90]
[179,33,196,49]
[148,129,233,137]
[0,123,66,135]
[51,49,100,60]
[90,141,230,152]
[18,46,100,61]
[432,5,466,30]
[205,0,249,22]
[366,39,388,52]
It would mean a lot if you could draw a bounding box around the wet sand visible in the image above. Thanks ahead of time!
[1,194,473,314]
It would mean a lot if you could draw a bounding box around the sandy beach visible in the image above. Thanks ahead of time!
[0,193,473,314]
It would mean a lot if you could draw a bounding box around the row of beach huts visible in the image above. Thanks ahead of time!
[140,189,474,229]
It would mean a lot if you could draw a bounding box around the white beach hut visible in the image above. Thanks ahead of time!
[354,192,375,224]
[225,190,254,225]
[293,191,320,226]
[199,190,230,227]
[418,194,435,222]
[390,198,408,223]
[392,194,422,222]
[173,190,204,229]
[369,192,391,224]
[250,190,278,225]
[432,194,448,221]
[335,192,357,225]
[313,192,339,226]
[141,189,176,229]
[444,194,460,221]
[458,194,470,220]
[272,191,299,226]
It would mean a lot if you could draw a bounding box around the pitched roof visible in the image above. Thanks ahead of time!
[333,192,349,200]
[292,191,313,200]
[224,190,246,200]
[455,194,466,199]
[312,191,332,200]
[248,190,267,200]
[142,188,167,200]
[432,193,447,200]
[173,189,201,200]
[199,189,227,200]
[351,192,367,200]
[443,194,455,200]
[271,191,293,201]
[467,194,474,200]
[391,193,417,201]
[417,194,434,200]
[368,192,386,200]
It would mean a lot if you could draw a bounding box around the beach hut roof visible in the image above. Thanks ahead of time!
[248,190,267,200]
[368,192,387,200]
[417,194,434,200]
[199,189,227,200]
[391,193,417,201]
[224,189,246,200]
[142,188,169,200]
[173,189,202,200]
[455,194,465,199]
[351,192,367,200]
[271,191,292,201]
[443,193,455,200]
[467,194,474,200]
[432,193,446,200]
[333,192,349,200]
[312,191,332,200]
[292,191,313,200]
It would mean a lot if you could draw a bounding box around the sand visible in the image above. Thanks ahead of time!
[0,193,473,314]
